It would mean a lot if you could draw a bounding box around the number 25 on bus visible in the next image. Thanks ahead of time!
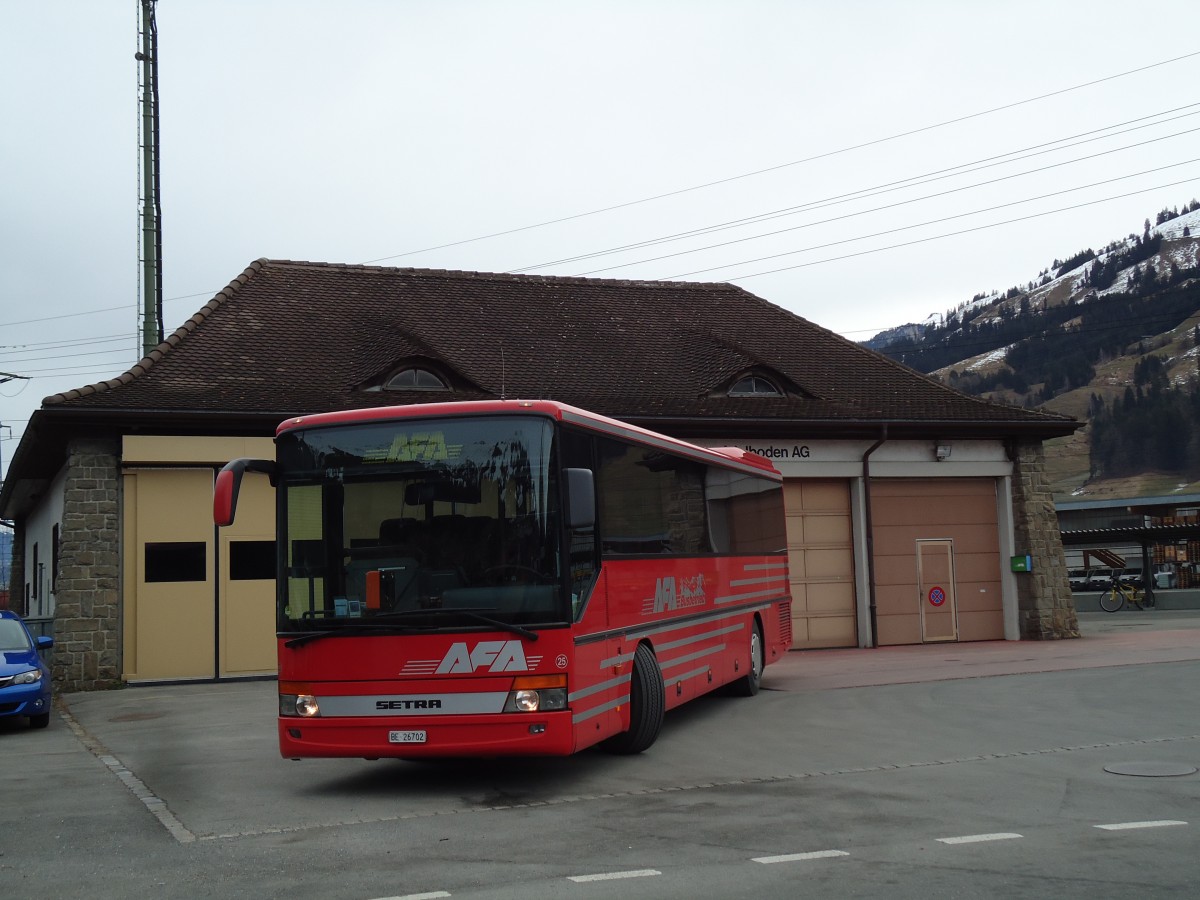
[214,400,792,759]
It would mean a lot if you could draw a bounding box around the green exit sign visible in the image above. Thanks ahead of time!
[1010,555,1032,573]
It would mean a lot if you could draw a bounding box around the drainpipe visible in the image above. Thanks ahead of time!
[862,426,888,648]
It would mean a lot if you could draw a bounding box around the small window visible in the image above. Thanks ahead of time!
[729,375,782,397]
[230,540,277,581]
[384,368,448,391]
[145,542,207,583]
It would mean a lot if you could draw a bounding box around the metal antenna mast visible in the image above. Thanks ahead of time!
[136,0,163,357]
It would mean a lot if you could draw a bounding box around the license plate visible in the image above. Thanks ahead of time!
[388,730,427,744]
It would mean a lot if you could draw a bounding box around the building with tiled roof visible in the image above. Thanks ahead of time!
[1,260,1081,690]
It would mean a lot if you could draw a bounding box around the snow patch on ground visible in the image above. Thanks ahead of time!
[1154,208,1200,240]
[967,344,1014,371]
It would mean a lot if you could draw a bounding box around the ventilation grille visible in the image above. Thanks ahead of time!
[778,600,793,646]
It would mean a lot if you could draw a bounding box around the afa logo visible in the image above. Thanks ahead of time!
[435,640,530,674]
[648,574,707,614]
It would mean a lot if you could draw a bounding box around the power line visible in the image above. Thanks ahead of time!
[513,103,1200,273]
[0,336,133,360]
[360,50,1200,266]
[0,289,215,330]
[665,177,1200,281]
[0,348,136,366]
[572,144,1200,278]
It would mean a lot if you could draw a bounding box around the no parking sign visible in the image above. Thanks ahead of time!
[928,586,946,607]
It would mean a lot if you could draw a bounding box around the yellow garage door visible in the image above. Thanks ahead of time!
[871,478,1003,646]
[218,472,277,677]
[123,468,217,680]
[783,480,856,649]
[123,467,278,681]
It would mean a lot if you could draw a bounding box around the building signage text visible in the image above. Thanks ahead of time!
[744,444,810,460]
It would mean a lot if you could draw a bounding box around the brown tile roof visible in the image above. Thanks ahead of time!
[43,259,1076,438]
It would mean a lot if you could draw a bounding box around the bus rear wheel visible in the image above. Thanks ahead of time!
[729,622,764,697]
[603,643,665,754]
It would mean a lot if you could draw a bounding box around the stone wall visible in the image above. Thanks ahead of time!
[52,437,122,690]
[1011,439,1080,639]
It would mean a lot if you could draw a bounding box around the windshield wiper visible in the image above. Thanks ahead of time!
[371,607,539,641]
[284,608,539,648]
[284,622,432,649]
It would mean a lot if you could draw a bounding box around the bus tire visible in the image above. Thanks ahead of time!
[729,621,764,697]
[603,643,665,754]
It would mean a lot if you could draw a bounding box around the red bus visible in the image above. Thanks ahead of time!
[215,400,791,758]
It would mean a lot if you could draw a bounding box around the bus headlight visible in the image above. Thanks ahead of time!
[512,689,540,712]
[502,675,567,713]
[280,693,320,717]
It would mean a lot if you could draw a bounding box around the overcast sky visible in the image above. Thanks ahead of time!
[2,1,1199,479]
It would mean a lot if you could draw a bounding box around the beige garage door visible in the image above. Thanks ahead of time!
[123,467,277,681]
[871,478,1002,646]
[123,468,217,680]
[783,480,856,649]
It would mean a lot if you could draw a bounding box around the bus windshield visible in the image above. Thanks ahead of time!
[276,415,563,632]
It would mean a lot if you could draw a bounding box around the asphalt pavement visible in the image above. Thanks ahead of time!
[2,609,1197,899]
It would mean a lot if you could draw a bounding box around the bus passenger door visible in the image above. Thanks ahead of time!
[570,568,625,751]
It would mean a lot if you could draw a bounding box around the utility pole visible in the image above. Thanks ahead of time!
[137,0,163,358]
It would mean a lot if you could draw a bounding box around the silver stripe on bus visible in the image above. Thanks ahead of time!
[714,587,788,605]
[655,623,742,652]
[578,599,776,648]
[317,693,508,716]
[730,575,789,587]
[599,651,637,668]
[569,672,632,702]
[659,644,726,670]
[743,561,788,571]
[664,666,711,688]
[572,694,630,724]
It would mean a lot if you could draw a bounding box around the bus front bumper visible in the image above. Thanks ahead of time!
[278,710,576,759]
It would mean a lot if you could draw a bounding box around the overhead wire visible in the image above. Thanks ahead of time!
[512,103,1200,273]
[570,138,1200,277]
[667,177,1200,282]
[359,50,1200,266]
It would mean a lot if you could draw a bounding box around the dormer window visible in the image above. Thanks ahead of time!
[728,374,782,397]
[384,367,448,391]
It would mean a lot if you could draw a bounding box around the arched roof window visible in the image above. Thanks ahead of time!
[384,367,449,391]
[728,374,782,397]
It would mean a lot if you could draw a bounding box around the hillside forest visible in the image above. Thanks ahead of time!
[868,201,1200,494]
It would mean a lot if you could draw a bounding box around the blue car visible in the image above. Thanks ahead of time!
[0,610,53,729]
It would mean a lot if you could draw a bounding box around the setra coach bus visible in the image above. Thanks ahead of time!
[214,399,791,758]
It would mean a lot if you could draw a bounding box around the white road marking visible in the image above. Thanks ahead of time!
[369,893,451,900]
[937,832,1023,845]
[752,850,850,863]
[568,869,661,883]
[1095,820,1188,831]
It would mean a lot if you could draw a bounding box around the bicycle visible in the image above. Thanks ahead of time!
[1098,576,1153,612]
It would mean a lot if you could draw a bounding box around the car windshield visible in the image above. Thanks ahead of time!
[0,619,33,652]
[276,415,565,632]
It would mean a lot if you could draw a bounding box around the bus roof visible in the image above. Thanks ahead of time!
[276,399,782,481]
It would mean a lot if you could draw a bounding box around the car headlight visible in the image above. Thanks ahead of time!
[12,669,42,686]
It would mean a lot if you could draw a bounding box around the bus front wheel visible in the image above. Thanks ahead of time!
[603,643,665,754]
